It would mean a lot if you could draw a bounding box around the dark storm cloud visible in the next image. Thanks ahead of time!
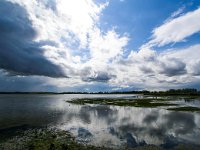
[159,58,186,77]
[139,65,154,74]
[82,71,115,82]
[79,67,115,82]
[0,1,66,77]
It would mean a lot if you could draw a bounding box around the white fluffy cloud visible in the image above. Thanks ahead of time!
[161,44,200,76]
[6,0,110,74]
[145,7,200,47]
[3,0,129,83]
[8,0,107,47]
[111,44,200,89]
[89,29,128,62]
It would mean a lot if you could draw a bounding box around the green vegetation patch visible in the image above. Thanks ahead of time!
[167,106,200,112]
[68,98,178,108]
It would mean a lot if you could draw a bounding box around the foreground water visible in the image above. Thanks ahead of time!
[0,94,200,149]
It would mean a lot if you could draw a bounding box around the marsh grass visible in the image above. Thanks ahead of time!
[68,98,178,108]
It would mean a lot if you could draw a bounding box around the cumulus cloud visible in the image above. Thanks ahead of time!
[82,71,115,82]
[112,44,200,89]
[160,44,200,76]
[145,7,200,47]
[0,1,67,77]
[0,0,131,86]
[89,29,128,62]
[8,0,107,48]
[116,7,200,90]
[157,58,186,77]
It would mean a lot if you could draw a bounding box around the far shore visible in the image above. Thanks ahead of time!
[0,88,200,97]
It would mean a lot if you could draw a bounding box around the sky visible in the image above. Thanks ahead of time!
[0,0,200,92]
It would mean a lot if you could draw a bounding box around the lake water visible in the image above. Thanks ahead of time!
[0,94,200,149]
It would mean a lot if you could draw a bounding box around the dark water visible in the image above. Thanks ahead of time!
[0,94,200,149]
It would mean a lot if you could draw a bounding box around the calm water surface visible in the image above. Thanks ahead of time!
[0,94,200,149]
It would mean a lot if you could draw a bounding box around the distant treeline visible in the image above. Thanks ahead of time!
[144,88,200,96]
[0,88,200,96]
[97,88,200,96]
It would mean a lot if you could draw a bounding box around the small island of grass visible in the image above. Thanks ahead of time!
[167,106,200,112]
[68,98,178,108]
